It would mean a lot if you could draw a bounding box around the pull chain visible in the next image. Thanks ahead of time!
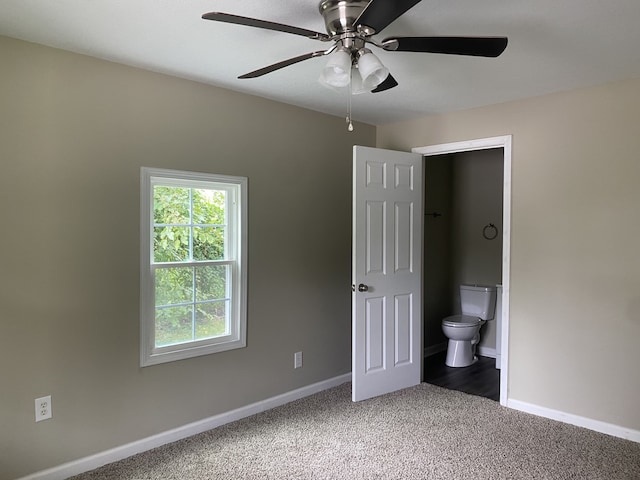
[346,68,354,132]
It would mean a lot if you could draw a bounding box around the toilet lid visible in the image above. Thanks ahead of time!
[442,314,482,327]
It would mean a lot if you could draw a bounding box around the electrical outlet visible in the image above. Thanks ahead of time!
[35,395,52,422]
[294,351,303,369]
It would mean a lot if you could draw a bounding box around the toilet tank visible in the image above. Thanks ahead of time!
[459,284,497,320]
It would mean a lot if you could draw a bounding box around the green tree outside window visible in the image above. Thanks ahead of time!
[153,186,229,346]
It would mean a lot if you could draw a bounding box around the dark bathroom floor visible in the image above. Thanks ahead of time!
[424,350,500,401]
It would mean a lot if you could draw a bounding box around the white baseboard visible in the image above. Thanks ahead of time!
[507,398,640,443]
[424,344,497,360]
[22,373,638,480]
[477,346,497,358]
[18,374,351,480]
[423,343,447,357]
[422,342,497,358]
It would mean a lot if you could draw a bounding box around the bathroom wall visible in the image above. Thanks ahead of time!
[423,155,454,348]
[423,149,503,352]
[450,149,504,351]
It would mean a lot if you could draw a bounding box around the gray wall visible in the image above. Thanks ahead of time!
[0,36,375,479]
[424,150,503,351]
[378,77,640,434]
[3,32,640,479]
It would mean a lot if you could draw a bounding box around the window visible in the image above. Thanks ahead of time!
[140,168,247,366]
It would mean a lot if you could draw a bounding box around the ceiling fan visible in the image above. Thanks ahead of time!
[202,0,508,94]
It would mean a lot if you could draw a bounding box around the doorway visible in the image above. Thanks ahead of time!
[413,136,512,406]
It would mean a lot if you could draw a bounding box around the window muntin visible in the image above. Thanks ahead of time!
[141,168,247,366]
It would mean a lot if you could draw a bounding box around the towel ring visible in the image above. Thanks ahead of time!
[483,223,498,240]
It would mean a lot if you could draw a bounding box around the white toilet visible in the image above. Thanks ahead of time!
[441,284,497,367]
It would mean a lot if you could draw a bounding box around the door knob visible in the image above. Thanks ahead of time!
[358,284,369,292]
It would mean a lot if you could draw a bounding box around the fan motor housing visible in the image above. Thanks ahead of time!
[319,0,371,36]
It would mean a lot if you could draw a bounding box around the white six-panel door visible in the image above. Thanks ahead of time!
[352,146,423,402]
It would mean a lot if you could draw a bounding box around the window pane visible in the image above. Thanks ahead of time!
[154,226,190,262]
[192,188,226,225]
[196,300,229,340]
[155,267,193,306]
[195,265,227,301]
[155,305,194,347]
[193,226,225,260]
[154,186,190,224]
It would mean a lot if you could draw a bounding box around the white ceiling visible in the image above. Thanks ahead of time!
[2,0,640,125]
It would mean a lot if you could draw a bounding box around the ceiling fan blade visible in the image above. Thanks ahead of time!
[202,12,330,41]
[371,74,399,93]
[238,51,330,79]
[383,36,508,57]
[354,0,422,35]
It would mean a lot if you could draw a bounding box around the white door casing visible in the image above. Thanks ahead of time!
[352,146,423,402]
[412,135,512,406]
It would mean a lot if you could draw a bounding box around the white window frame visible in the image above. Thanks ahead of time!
[140,167,247,367]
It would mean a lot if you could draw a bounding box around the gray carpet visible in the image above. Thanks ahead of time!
[70,383,640,479]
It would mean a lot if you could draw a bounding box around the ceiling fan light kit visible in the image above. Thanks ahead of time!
[202,0,508,129]
[320,48,353,87]
[349,67,368,95]
[320,47,388,92]
[356,49,389,90]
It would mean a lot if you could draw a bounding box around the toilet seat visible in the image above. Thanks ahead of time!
[442,314,482,327]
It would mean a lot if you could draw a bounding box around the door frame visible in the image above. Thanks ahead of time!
[412,135,512,407]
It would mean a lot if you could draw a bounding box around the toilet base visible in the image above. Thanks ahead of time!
[445,339,477,367]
